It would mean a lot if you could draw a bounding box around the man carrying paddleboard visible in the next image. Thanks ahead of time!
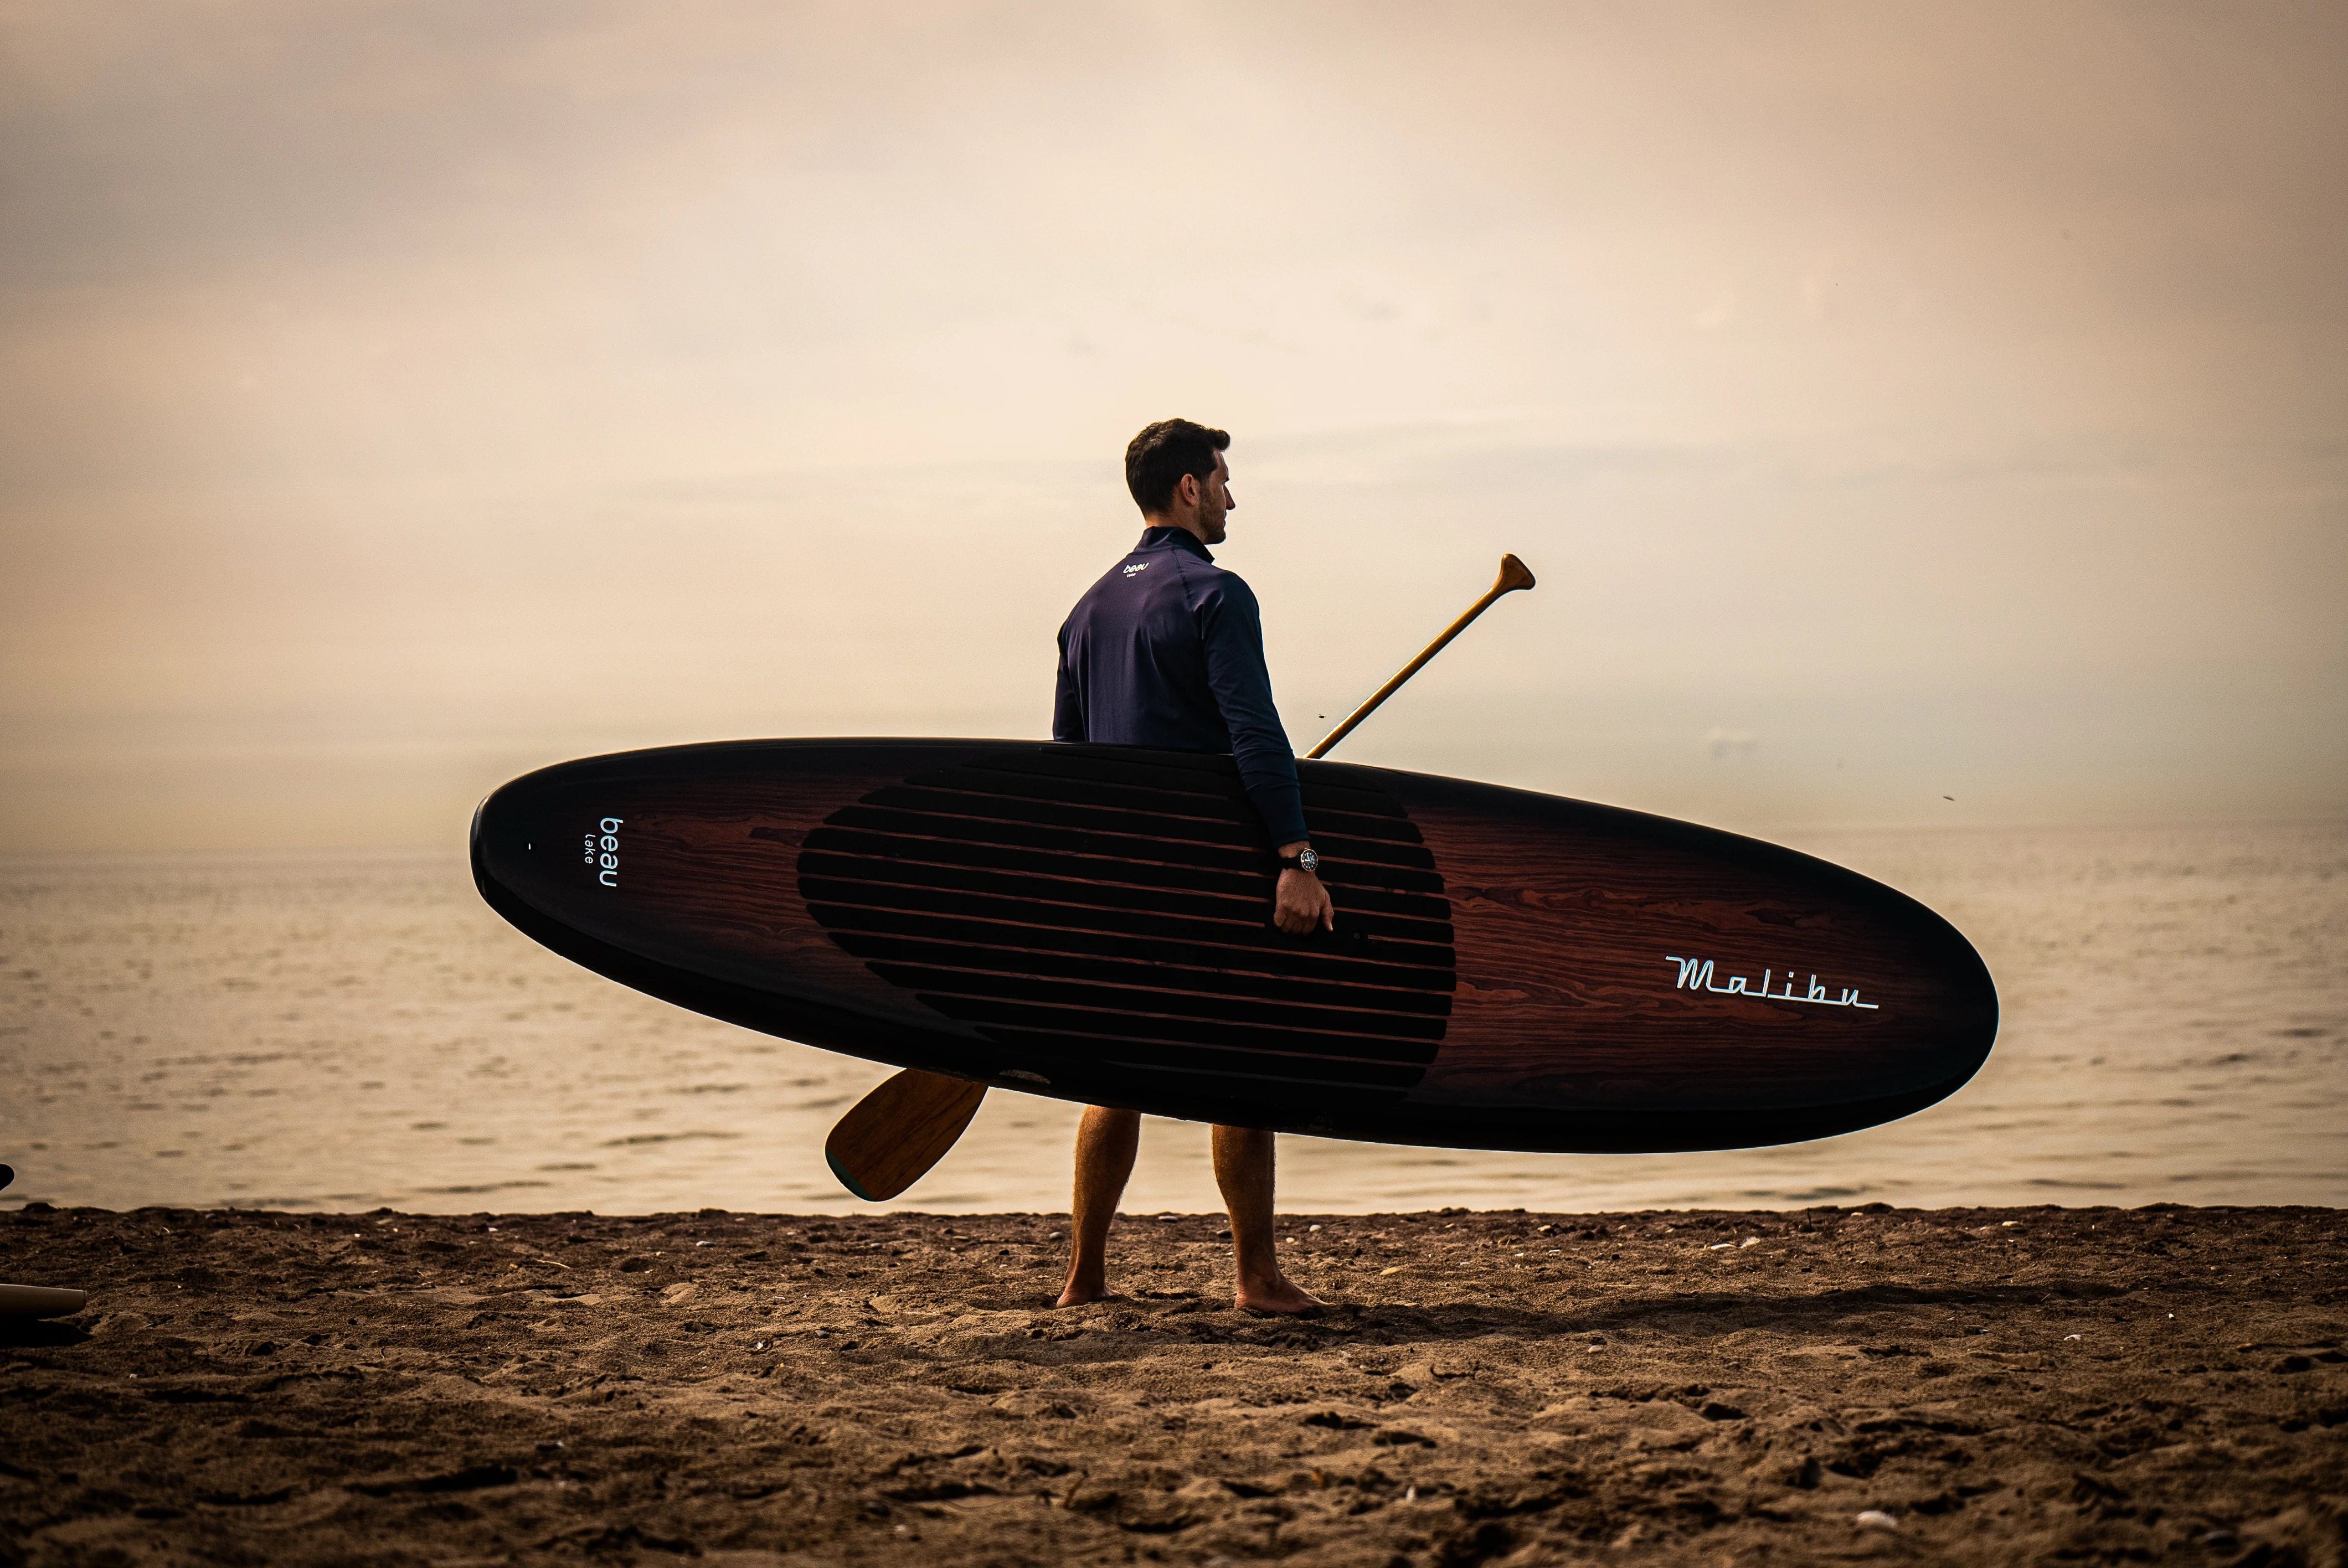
[1050,419,1330,1314]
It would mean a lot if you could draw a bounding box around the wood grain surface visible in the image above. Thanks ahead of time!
[822,1069,989,1201]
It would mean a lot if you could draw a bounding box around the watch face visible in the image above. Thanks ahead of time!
[1297,848,1319,872]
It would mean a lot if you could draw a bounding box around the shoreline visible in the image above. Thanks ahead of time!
[4,1204,2343,1564]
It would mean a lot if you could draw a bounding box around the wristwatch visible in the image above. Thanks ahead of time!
[1277,846,1320,875]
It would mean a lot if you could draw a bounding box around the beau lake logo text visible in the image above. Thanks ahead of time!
[1665,955,1881,1011]
[587,817,622,888]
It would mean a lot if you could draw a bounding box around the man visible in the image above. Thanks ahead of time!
[1050,418,1330,1316]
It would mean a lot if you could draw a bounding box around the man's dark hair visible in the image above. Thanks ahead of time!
[1125,419,1229,515]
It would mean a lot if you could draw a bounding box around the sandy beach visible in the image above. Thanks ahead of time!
[3,1203,2344,1565]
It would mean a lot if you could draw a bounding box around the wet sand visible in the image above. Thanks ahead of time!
[3,1204,2343,1565]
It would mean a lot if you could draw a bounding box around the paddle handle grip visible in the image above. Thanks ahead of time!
[1306,554,1535,760]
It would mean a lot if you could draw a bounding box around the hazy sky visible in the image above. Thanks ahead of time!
[3,1,2342,852]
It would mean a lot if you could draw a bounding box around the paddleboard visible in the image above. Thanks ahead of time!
[0,1285,86,1319]
[0,1163,91,1318]
[472,740,1996,1153]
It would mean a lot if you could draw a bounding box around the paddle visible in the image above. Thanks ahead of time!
[824,1068,989,1200]
[818,551,1534,1201]
[1308,553,1534,758]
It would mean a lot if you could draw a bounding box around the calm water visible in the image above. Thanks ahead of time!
[3,823,2342,1215]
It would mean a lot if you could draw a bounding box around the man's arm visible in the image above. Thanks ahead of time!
[1052,625,1085,743]
[1197,579,1333,936]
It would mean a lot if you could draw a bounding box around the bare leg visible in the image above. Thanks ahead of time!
[1057,1106,1139,1307]
[1212,1124,1322,1314]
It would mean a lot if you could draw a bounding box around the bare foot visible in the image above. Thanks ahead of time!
[1234,1275,1325,1316]
[1054,1279,1122,1308]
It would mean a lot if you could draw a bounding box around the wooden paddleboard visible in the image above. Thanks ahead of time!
[471,740,1996,1153]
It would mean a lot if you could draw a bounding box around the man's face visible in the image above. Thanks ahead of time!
[1194,451,1234,545]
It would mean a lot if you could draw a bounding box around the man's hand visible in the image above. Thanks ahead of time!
[1272,842,1335,936]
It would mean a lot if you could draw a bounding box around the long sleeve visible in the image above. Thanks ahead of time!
[1051,623,1086,742]
[1196,577,1309,847]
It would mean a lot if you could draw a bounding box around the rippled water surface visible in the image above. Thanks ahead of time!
[4,822,2342,1214]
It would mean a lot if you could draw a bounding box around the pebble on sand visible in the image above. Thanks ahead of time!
[1856,1510,1901,1530]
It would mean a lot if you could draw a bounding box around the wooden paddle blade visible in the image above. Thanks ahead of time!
[1495,553,1536,593]
[824,1069,988,1201]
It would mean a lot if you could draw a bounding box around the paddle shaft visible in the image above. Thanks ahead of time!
[1306,554,1535,760]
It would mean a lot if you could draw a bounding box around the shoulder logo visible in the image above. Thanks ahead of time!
[1122,561,1149,576]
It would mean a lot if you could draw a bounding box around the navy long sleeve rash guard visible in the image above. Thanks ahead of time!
[1053,526,1310,847]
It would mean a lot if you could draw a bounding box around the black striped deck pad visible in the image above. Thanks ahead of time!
[797,747,1457,1098]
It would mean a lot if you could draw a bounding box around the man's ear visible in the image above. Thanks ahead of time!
[1172,471,1199,512]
